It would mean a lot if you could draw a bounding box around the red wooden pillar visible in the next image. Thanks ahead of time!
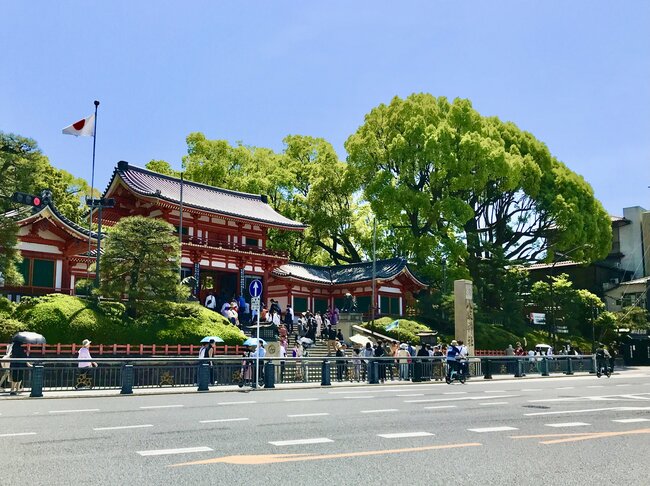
[62,257,71,294]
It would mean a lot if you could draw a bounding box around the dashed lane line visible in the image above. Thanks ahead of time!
[468,426,518,433]
[484,390,507,393]
[343,396,375,399]
[377,432,434,439]
[443,392,467,395]
[49,409,100,414]
[555,387,575,390]
[217,401,257,405]
[284,398,320,402]
[524,407,621,416]
[545,422,590,428]
[405,395,519,404]
[140,405,184,409]
[269,438,334,446]
[94,424,153,431]
[287,413,330,418]
[200,418,250,423]
[612,418,650,423]
[520,389,542,392]
[138,446,213,457]
[0,432,37,437]
[424,405,457,410]
[361,409,399,414]
[396,393,424,397]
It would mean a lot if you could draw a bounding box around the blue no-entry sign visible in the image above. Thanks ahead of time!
[249,279,263,298]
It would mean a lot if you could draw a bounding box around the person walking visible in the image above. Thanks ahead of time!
[9,341,31,395]
[279,340,287,383]
[361,342,373,381]
[75,339,98,389]
[335,344,346,382]
[397,343,410,380]
[374,340,386,383]
[352,348,362,382]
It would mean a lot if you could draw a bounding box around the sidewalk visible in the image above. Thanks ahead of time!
[1,368,643,400]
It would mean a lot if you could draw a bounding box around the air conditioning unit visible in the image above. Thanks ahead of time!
[610,278,620,285]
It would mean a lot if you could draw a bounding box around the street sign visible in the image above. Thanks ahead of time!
[530,312,546,325]
[556,325,569,334]
[249,279,263,298]
[251,296,261,312]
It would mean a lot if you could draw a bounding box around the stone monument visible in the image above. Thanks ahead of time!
[454,279,475,355]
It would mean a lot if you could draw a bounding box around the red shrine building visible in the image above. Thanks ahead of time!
[2,162,427,315]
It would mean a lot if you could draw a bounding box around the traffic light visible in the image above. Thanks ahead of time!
[11,192,44,208]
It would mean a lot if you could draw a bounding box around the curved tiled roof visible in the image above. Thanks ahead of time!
[273,258,427,287]
[106,161,306,230]
[9,203,100,240]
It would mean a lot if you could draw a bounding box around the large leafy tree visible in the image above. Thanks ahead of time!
[345,94,612,309]
[0,132,90,285]
[153,133,366,265]
[100,216,181,316]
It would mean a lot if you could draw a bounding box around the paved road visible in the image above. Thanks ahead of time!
[2,369,649,485]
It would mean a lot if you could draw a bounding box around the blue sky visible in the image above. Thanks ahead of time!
[1,1,648,214]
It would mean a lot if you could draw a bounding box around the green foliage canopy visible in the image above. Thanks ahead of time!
[100,216,182,316]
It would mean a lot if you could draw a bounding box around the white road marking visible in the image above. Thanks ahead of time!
[287,413,330,418]
[555,387,575,390]
[284,398,319,402]
[200,418,250,423]
[521,388,542,392]
[94,424,153,431]
[361,409,399,414]
[139,405,184,409]
[217,401,257,405]
[616,384,632,387]
[524,407,622,416]
[343,396,374,399]
[479,402,508,406]
[406,394,519,403]
[49,409,99,414]
[137,446,213,456]
[378,432,434,439]
[612,418,650,423]
[270,438,334,446]
[443,392,467,395]
[0,432,36,437]
[468,426,518,433]
[396,393,424,397]
[587,385,604,388]
[545,422,590,428]
[424,405,457,410]
[485,390,507,393]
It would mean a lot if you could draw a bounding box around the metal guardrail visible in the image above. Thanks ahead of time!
[0,355,619,398]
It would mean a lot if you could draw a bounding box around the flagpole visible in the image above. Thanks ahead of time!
[178,172,184,291]
[86,100,100,283]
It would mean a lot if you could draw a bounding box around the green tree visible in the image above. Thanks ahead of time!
[345,94,612,311]
[100,216,181,316]
[615,306,650,331]
[145,159,178,177]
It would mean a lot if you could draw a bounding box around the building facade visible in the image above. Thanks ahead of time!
[2,161,426,315]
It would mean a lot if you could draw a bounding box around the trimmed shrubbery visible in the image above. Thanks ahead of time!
[4,294,245,345]
[362,317,433,345]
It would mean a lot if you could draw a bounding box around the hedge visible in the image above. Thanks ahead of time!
[362,317,432,345]
[9,294,246,345]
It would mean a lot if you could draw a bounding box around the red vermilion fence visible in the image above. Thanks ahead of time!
[0,343,246,357]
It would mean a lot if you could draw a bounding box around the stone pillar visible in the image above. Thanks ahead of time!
[454,279,475,355]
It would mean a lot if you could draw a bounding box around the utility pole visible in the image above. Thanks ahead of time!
[371,218,377,327]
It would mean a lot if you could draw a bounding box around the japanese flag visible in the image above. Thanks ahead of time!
[62,114,95,137]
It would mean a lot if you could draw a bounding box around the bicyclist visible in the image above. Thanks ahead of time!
[446,340,461,379]
[595,343,611,375]
[457,339,469,378]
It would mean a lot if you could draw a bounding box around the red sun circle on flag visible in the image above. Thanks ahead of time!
[72,119,86,130]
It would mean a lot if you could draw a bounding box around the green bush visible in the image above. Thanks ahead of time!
[0,296,15,318]
[14,294,102,343]
[362,317,432,345]
[0,317,28,342]
[11,294,246,345]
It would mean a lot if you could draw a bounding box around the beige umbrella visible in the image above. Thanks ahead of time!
[349,334,373,346]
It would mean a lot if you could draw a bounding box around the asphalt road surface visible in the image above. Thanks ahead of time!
[2,370,649,485]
